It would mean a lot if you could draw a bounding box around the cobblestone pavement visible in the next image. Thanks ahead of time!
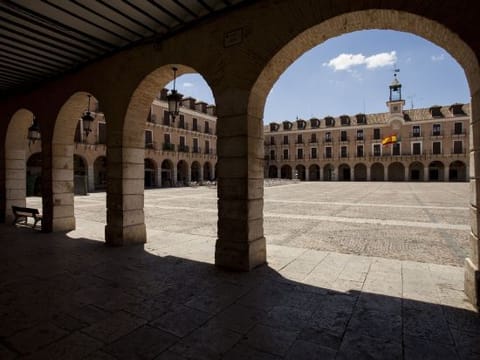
[0,182,474,359]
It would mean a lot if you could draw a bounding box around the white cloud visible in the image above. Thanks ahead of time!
[431,54,445,62]
[325,51,397,71]
[182,82,194,87]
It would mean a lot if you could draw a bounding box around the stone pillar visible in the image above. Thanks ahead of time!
[424,167,429,181]
[5,150,26,222]
[405,166,409,181]
[173,166,178,186]
[465,89,480,309]
[305,167,309,181]
[366,166,371,181]
[444,166,449,182]
[215,93,266,271]
[384,166,388,181]
[105,145,146,246]
[187,164,192,183]
[157,167,162,188]
[87,163,95,192]
[277,167,281,178]
[211,163,216,180]
[199,165,204,182]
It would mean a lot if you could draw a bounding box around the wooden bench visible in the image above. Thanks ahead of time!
[12,206,42,229]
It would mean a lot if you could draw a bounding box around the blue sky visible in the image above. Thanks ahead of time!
[168,30,469,123]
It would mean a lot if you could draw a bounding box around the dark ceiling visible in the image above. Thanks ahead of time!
[0,0,249,99]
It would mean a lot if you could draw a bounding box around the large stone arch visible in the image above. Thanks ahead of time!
[295,164,306,181]
[161,159,175,187]
[409,161,424,181]
[388,162,405,181]
[450,160,467,182]
[144,158,157,188]
[371,163,384,181]
[93,156,107,191]
[268,165,278,179]
[354,163,367,181]
[338,164,351,181]
[4,109,35,221]
[309,164,320,181]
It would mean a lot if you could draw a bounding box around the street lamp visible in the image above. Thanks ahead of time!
[166,67,182,122]
[27,116,41,144]
[81,95,95,139]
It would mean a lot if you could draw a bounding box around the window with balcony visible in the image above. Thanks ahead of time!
[297,148,303,159]
[325,146,332,158]
[311,147,317,159]
[357,129,364,141]
[412,142,422,155]
[310,133,317,143]
[454,122,463,135]
[205,121,210,134]
[412,125,421,137]
[283,135,289,145]
[270,150,275,160]
[373,128,381,140]
[340,146,348,158]
[193,138,200,153]
[357,145,364,157]
[340,130,347,142]
[297,134,303,144]
[432,142,441,154]
[432,123,441,136]
[163,134,174,151]
[270,136,275,145]
[178,114,185,129]
[283,149,289,160]
[392,143,400,155]
[163,110,170,126]
[373,144,381,156]
[205,140,210,154]
[179,136,188,152]
[325,132,332,142]
[192,118,198,131]
[453,141,463,154]
[145,130,154,149]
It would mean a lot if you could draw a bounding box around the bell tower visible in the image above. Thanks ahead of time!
[387,73,405,114]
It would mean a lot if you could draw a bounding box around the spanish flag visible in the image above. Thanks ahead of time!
[381,134,397,146]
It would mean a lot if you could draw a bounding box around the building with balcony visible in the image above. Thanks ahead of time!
[26,89,217,195]
[264,76,469,182]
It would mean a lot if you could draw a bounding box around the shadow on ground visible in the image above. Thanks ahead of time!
[0,225,479,359]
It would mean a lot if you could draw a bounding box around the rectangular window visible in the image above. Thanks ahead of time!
[205,140,210,154]
[97,122,106,144]
[325,147,332,158]
[311,148,317,159]
[163,110,170,126]
[357,145,364,157]
[205,121,210,134]
[164,133,170,144]
[412,142,421,155]
[392,143,400,155]
[192,118,198,131]
[433,123,441,136]
[180,136,185,146]
[340,146,348,158]
[311,133,317,143]
[297,148,303,159]
[433,141,441,154]
[325,132,332,142]
[453,141,463,154]
[145,130,153,148]
[373,128,381,140]
[270,136,275,145]
[283,135,289,145]
[283,149,289,160]
[297,134,303,144]
[193,138,199,153]
[178,114,185,129]
[412,125,421,137]
[75,121,82,143]
[340,130,347,141]
[270,150,275,160]
[454,122,463,135]
[373,144,381,156]
[356,129,364,140]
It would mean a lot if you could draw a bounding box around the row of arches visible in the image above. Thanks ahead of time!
[269,161,467,182]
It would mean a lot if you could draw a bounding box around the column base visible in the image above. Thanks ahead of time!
[215,236,266,271]
[465,257,479,310]
[105,224,146,246]
[52,217,76,232]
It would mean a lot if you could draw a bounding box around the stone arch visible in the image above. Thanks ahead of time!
[338,164,351,181]
[177,160,189,184]
[388,162,405,181]
[281,165,292,179]
[161,159,174,187]
[323,164,334,181]
[354,163,367,181]
[309,164,320,181]
[371,163,384,181]
[295,164,306,181]
[203,162,213,181]
[144,158,157,188]
[449,160,467,182]
[74,154,88,195]
[268,165,278,179]
[191,161,201,182]
[409,161,424,181]
[27,152,42,197]
[429,161,445,181]
[93,156,107,190]
[4,109,35,221]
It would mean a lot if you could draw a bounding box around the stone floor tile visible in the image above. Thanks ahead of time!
[150,304,211,338]
[81,310,147,343]
[404,335,460,360]
[285,339,336,360]
[444,307,480,334]
[153,350,188,360]
[23,332,103,360]
[6,322,69,355]
[104,325,178,360]
[347,307,402,342]
[337,331,402,360]
[242,324,299,357]
[450,329,480,359]
[169,323,242,359]
[298,327,342,351]
[184,282,248,314]
[67,304,112,326]
[207,303,268,334]
[0,343,17,360]
[261,305,312,331]
[309,293,357,335]
[83,350,118,359]
[222,343,281,360]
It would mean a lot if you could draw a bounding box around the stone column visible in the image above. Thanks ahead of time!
[199,165,204,182]
[366,166,371,181]
[384,166,388,181]
[173,166,178,186]
[5,149,26,222]
[305,167,309,181]
[405,166,409,181]
[465,89,480,309]
[157,167,162,188]
[444,166,449,182]
[215,91,266,271]
[87,163,95,192]
[187,164,192,183]
[424,167,429,181]
[319,167,323,181]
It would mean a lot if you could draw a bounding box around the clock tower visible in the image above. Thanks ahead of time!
[387,73,405,114]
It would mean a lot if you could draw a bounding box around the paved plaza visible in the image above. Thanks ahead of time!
[1,182,479,359]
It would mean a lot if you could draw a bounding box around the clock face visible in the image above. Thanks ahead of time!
[391,119,402,130]
[392,105,399,112]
